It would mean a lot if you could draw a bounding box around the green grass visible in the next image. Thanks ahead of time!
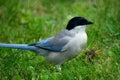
[0,0,120,80]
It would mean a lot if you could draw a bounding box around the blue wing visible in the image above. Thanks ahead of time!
[35,37,63,52]
[30,30,73,52]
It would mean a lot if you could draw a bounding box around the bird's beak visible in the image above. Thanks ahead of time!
[86,21,93,25]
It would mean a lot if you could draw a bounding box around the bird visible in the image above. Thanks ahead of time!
[0,17,93,71]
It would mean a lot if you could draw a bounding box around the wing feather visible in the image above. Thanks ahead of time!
[31,30,74,52]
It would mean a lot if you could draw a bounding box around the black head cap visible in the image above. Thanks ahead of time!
[66,17,93,30]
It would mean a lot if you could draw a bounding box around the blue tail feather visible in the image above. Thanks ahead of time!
[0,43,38,51]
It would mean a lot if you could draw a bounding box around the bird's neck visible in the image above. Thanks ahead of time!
[70,25,86,34]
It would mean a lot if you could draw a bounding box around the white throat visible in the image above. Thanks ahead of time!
[70,25,86,34]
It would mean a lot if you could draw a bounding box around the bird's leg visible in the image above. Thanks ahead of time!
[56,65,61,72]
